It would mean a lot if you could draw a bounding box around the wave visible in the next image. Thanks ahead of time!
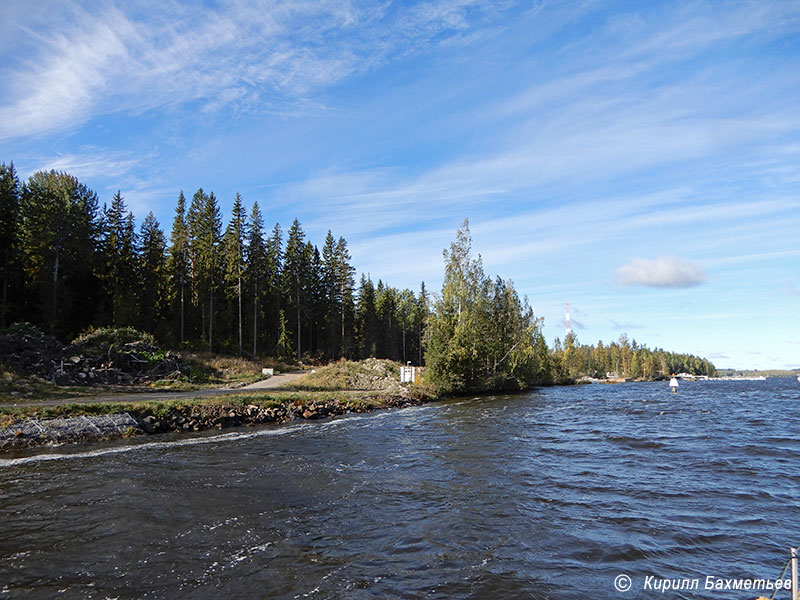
[0,423,306,468]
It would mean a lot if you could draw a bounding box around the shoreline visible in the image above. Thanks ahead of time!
[0,391,438,452]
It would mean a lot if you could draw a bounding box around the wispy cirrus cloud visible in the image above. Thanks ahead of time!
[0,0,510,140]
[608,319,644,331]
[38,149,144,179]
[615,257,707,288]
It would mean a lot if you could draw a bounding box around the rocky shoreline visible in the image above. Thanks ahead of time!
[0,393,436,451]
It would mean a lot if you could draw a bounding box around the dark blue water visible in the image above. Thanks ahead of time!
[1,379,799,599]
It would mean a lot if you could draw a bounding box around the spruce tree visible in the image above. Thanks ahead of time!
[20,170,100,338]
[245,202,267,356]
[188,190,222,352]
[355,274,378,358]
[321,231,339,358]
[222,193,246,354]
[0,163,21,328]
[334,236,355,358]
[416,282,429,365]
[139,212,168,336]
[168,191,190,346]
[282,219,307,359]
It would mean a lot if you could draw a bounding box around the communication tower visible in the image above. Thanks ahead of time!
[565,302,571,337]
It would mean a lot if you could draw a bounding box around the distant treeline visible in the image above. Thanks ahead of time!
[716,369,798,378]
[0,162,428,362]
[554,333,717,379]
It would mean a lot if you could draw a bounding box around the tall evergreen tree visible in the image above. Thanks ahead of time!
[321,231,339,358]
[139,212,168,336]
[307,243,324,357]
[355,274,379,358]
[168,191,190,346]
[265,223,283,354]
[334,236,356,358]
[375,281,398,360]
[222,193,246,354]
[20,170,101,338]
[188,190,222,352]
[0,163,21,328]
[416,282,429,365]
[245,202,267,356]
[282,219,307,359]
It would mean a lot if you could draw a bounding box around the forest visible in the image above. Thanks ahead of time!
[0,163,427,364]
[554,333,717,380]
[0,162,715,392]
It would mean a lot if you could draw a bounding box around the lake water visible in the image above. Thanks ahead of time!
[2,379,799,599]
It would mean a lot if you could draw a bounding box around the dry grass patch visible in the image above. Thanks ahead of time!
[286,358,404,391]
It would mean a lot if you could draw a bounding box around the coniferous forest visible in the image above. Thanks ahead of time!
[0,163,429,364]
[0,162,715,391]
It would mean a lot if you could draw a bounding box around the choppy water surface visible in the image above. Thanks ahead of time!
[2,379,799,599]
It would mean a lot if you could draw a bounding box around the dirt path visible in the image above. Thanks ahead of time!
[4,371,307,408]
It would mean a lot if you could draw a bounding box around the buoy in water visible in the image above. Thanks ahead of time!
[669,376,679,392]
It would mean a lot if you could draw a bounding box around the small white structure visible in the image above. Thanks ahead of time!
[400,365,416,383]
[669,376,679,392]
[261,368,274,377]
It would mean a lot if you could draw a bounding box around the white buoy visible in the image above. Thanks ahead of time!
[669,376,679,393]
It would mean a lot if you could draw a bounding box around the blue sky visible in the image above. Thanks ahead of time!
[1,0,799,370]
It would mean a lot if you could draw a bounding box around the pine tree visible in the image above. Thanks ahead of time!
[139,212,168,336]
[265,223,283,354]
[334,236,355,358]
[168,191,190,346]
[102,190,137,327]
[222,193,247,354]
[20,171,101,338]
[188,189,222,352]
[307,242,323,357]
[355,274,378,358]
[282,219,307,359]
[416,282,429,365]
[245,202,267,356]
[276,309,292,361]
[0,163,21,328]
[375,281,398,360]
[321,231,339,358]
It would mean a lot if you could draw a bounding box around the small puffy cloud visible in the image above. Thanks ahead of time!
[616,256,706,288]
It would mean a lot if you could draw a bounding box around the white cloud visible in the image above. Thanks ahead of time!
[38,150,142,180]
[615,256,707,288]
[0,0,508,140]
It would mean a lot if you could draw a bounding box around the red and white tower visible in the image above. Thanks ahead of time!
[565,302,572,337]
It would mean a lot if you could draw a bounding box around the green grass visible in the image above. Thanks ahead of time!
[0,373,99,404]
[0,389,386,423]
